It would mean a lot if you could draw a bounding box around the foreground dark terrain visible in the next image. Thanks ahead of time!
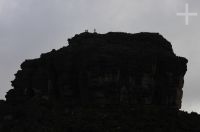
[0,101,200,132]
[0,32,199,132]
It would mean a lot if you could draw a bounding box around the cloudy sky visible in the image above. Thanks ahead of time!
[0,0,200,112]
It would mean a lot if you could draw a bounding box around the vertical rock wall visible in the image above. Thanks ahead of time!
[6,32,188,109]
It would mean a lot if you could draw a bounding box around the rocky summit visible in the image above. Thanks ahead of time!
[1,32,200,132]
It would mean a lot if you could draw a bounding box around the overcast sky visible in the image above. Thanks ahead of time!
[0,0,200,113]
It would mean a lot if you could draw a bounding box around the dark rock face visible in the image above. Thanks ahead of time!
[2,32,200,132]
[7,32,188,109]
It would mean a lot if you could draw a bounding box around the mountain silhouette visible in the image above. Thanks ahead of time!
[1,32,200,132]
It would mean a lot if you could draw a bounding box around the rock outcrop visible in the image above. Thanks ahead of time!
[7,32,188,109]
[3,31,200,132]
